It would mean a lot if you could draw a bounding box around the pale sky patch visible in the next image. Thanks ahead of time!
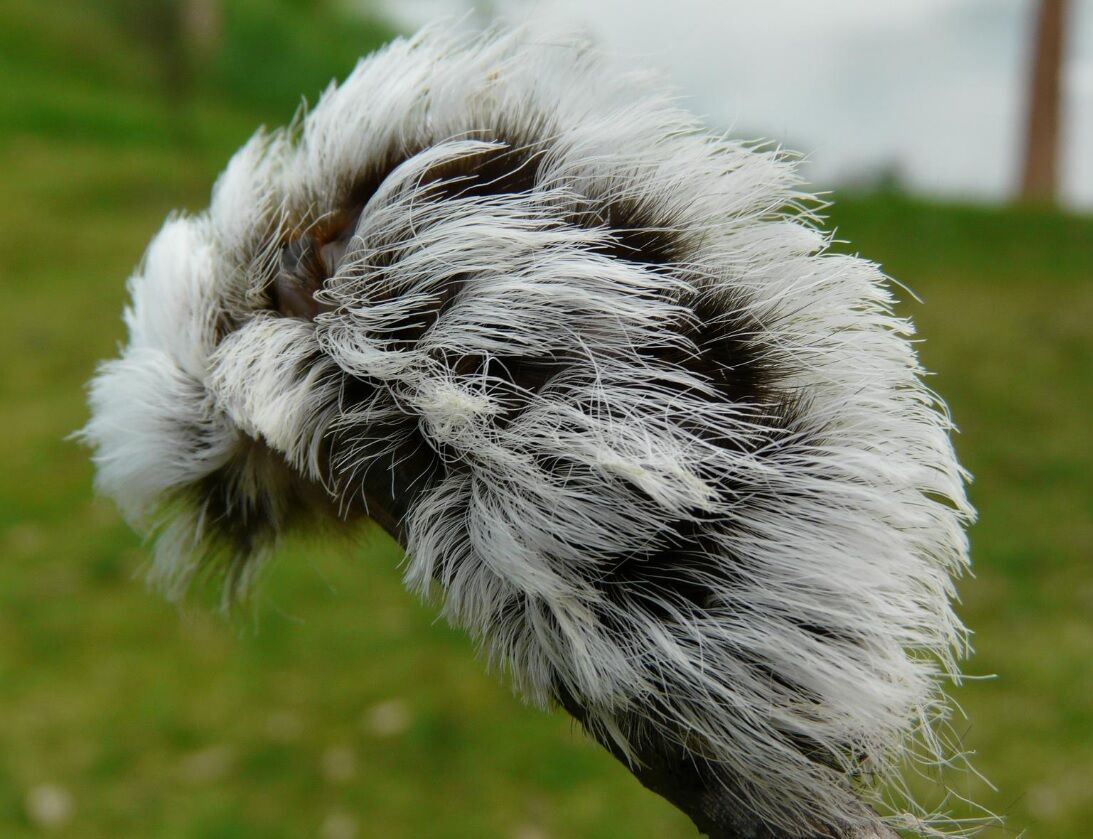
[372,0,1093,207]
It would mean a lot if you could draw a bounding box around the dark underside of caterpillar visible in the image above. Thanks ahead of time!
[192,140,894,839]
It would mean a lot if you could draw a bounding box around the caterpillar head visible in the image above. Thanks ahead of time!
[82,27,977,838]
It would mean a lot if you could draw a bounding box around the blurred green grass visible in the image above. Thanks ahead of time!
[0,3,1089,837]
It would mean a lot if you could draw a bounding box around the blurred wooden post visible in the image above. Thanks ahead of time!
[1019,0,1068,204]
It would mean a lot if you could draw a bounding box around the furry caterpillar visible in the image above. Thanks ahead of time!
[81,26,977,838]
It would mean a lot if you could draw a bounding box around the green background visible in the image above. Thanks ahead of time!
[1,1,1089,836]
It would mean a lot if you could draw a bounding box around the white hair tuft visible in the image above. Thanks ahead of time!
[81,26,980,838]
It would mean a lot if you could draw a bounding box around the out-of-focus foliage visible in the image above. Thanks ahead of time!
[0,2,1089,837]
[0,0,395,151]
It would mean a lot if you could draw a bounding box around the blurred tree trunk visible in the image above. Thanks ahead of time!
[125,0,219,103]
[180,0,223,63]
[141,0,221,145]
[1019,0,1068,204]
